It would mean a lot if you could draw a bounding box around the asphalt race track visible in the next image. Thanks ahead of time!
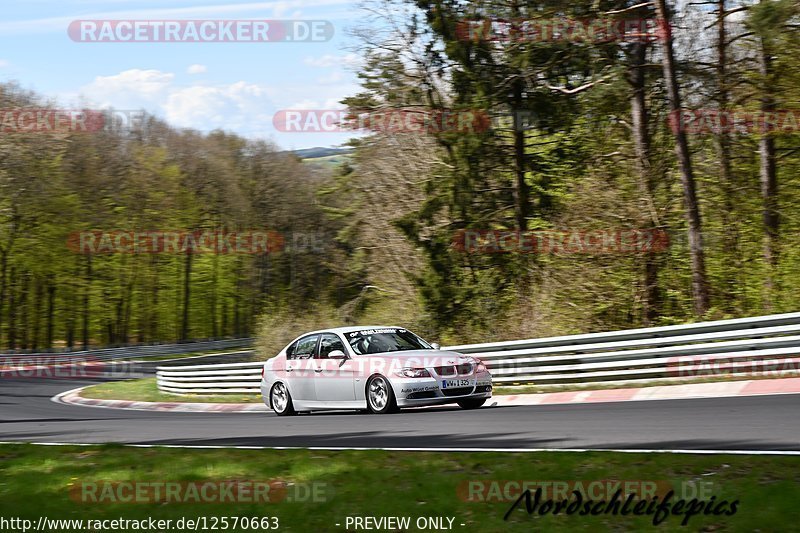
[1,377,799,452]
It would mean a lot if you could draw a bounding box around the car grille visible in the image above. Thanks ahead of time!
[434,363,473,377]
[434,365,454,377]
[442,386,474,397]
[475,385,492,393]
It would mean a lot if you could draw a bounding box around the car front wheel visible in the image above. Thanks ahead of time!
[270,382,296,416]
[457,398,486,410]
[366,375,398,414]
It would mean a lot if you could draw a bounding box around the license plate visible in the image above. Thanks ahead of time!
[442,379,471,389]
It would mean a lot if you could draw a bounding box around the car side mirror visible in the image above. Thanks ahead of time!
[329,350,347,360]
[431,343,440,350]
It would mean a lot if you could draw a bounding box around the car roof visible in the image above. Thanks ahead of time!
[302,325,407,336]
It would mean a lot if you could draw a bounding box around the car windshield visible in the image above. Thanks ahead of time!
[346,328,432,355]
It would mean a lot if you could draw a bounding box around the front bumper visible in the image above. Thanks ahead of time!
[391,372,492,407]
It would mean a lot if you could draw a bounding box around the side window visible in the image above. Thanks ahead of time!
[290,334,319,360]
[317,333,346,359]
[285,341,297,358]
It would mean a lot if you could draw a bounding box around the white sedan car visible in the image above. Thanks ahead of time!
[261,326,492,415]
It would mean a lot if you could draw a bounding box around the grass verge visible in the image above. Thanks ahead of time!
[84,373,787,406]
[0,443,797,532]
[79,378,261,404]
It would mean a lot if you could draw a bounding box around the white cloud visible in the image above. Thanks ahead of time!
[303,53,360,69]
[164,81,273,134]
[75,67,358,147]
[81,69,275,135]
[187,64,208,74]
[0,59,9,68]
[284,97,346,110]
[81,69,175,108]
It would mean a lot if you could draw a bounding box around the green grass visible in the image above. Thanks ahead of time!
[80,378,261,404]
[84,373,787,406]
[0,443,797,532]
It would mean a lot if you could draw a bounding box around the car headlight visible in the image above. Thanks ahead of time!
[466,357,487,373]
[394,367,431,378]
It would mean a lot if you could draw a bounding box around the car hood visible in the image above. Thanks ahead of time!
[357,349,469,364]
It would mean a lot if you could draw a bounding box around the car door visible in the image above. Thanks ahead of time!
[313,333,356,404]
[285,334,319,402]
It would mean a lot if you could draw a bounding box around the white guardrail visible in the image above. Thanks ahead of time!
[156,312,800,394]
[1,337,254,363]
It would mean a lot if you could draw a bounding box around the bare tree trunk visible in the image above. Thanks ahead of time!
[66,268,76,349]
[655,0,710,316]
[714,0,743,312]
[8,266,16,350]
[32,277,43,350]
[0,251,7,347]
[114,294,124,344]
[181,249,193,341]
[211,253,219,338]
[510,0,530,231]
[758,37,778,308]
[0,211,18,349]
[234,257,242,337]
[149,255,160,341]
[512,79,531,231]
[105,311,114,345]
[19,273,30,350]
[121,281,133,343]
[82,255,92,349]
[46,279,55,349]
[626,41,662,325]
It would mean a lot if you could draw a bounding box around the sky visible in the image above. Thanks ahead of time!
[0,0,366,149]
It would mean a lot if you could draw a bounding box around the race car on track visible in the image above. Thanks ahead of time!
[261,326,492,415]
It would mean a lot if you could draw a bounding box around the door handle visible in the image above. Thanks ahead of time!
[285,367,294,372]
[314,368,323,373]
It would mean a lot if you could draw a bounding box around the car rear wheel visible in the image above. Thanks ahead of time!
[366,375,398,414]
[457,398,486,410]
[270,382,296,416]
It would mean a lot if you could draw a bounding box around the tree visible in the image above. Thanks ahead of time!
[654,0,710,316]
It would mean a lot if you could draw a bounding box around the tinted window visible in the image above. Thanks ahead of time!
[289,334,319,359]
[346,328,432,355]
[317,333,346,359]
